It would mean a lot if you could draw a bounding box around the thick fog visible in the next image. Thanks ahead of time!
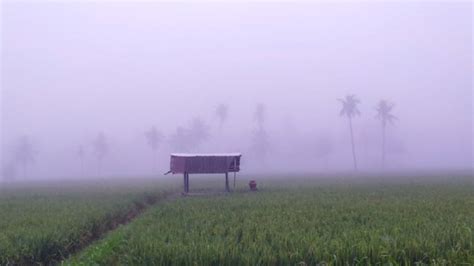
[1,1,473,179]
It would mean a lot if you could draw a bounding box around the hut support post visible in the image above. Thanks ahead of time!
[225,172,229,192]
[183,173,186,193]
[183,172,189,193]
[233,159,237,189]
[187,173,190,193]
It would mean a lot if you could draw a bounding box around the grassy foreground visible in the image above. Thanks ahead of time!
[70,175,474,265]
[0,178,179,265]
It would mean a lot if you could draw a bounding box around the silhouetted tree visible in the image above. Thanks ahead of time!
[188,118,210,151]
[13,135,37,178]
[376,100,397,169]
[92,132,108,176]
[77,145,85,177]
[215,104,228,129]
[145,126,163,172]
[338,95,361,170]
[169,126,191,152]
[169,118,209,152]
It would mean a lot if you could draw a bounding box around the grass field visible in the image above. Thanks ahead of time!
[69,174,474,265]
[0,178,180,265]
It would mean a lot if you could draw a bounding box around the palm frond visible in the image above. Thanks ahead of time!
[376,99,397,125]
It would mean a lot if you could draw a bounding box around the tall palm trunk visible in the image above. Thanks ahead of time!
[348,117,358,170]
[382,123,386,169]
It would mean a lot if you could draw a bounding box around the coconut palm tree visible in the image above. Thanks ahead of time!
[338,95,361,170]
[376,100,397,169]
[215,104,228,129]
[145,126,163,172]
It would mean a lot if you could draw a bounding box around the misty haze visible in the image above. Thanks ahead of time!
[0,1,473,265]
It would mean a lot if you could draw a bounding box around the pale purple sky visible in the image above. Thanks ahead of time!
[1,1,472,178]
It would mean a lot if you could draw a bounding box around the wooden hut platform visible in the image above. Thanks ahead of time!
[166,153,242,193]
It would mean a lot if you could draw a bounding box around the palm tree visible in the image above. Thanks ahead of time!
[376,100,397,169]
[215,104,228,129]
[338,95,361,170]
[92,132,108,176]
[145,126,163,172]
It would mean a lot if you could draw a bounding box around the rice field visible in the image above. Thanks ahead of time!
[70,174,474,265]
[0,178,179,265]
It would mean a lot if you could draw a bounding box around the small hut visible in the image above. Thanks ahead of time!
[166,153,241,193]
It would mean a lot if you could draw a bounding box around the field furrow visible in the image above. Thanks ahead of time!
[0,178,179,265]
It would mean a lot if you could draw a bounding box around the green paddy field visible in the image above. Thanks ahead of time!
[1,173,473,265]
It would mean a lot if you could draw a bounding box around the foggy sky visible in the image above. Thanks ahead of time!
[1,1,473,178]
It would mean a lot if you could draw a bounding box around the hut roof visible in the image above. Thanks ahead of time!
[171,153,241,157]
[169,153,241,174]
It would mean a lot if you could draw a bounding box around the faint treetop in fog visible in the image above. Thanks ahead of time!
[93,133,108,159]
[169,118,210,152]
[376,100,397,127]
[169,126,191,152]
[254,103,266,129]
[338,95,361,118]
[189,118,210,149]
[145,126,164,151]
[376,100,397,169]
[338,95,360,170]
[145,126,164,172]
[215,104,228,129]
[13,135,37,178]
[92,132,108,175]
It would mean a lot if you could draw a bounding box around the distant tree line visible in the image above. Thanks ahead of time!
[2,98,397,180]
[2,135,37,179]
